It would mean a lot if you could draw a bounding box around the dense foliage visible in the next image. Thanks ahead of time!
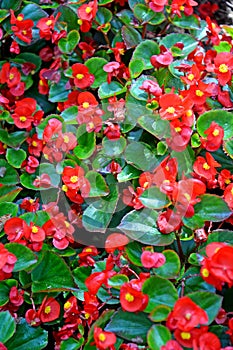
[0,0,233,349]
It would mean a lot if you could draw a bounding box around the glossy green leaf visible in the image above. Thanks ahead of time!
[96,7,112,24]
[138,114,170,139]
[187,291,223,324]
[74,125,96,159]
[58,30,80,54]
[132,40,160,69]
[117,9,134,26]
[0,130,28,148]
[0,281,11,307]
[61,337,84,350]
[5,243,37,272]
[121,25,142,49]
[85,57,108,88]
[117,164,141,183]
[149,305,171,322]
[85,171,109,197]
[130,75,153,101]
[6,319,47,350]
[1,0,21,10]
[118,208,175,246]
[73,266,92,292]
[155,250,181,279]
[31,251,75,292]
[105,310,153,343]
[223,139,233,158]
[108,274,129,289]
[207,230,233,245]
[129,59,144,78]
[0,160,19,185]
[49,74,69,102]
[134,4,165,25]
[55,5,78,31]
[143,276,178,312]
[16,53,42,72]
[139,186,170,209]
[172,13,200,29]
[125,142,159,171]
[160,33,198,57]
[21,3,47,23]
[6,149,27,168]
[0,311,16,343]
[61,106,78,123]
[147,325,172,350]
[103,136,127,157]
[98,82,127,99]
[125,241,143,266]
[0,186,22,204]
[197,110,233,139]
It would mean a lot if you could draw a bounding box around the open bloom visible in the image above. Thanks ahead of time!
[71,63,94,89]
[94,327,116,350]
[201,122,224,152]
[214,52,233,86]
[120,279,148,312]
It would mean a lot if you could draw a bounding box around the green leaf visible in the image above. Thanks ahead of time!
[0,9,8,22]
[147,325,172,350]
[0,311,16,343]
[49,74,69,102]
[130,75,153,101]
[58,30,80,54]
[85,171,109,197]
[171,13,200,29]
[85,57,108,89]
[0,202,18,217]
[117,9,134,26]
[0,159,19,185]
[5,319,47,350]
[223,139,233,158]
[21,3,47,24]
[117,164,141,183]
[132,40,160,70]
[108,274,129,289]
[96,7,113,24]
[61,106,78,123]
[74,125,96,159]
[149,305,171,322]
[73,266,92,292]
[5,243,37,272]
[118,209,175,246]
[0,186,21,203]
[0,281,11,307]
[197,110,233,139]
[1,0,21,10]
[155,250,181,279]
[138,114,170,139]
[0,129,28,148]
[213,41,232,53]
[134,4,165,25]
[98,82,127,99]
[82,176,118,233]
[125,142,159,171]
[55,5,78,31]
[20,173,38,191]
[139,186,170,209]
[149,13,167,25]
[121,25,142,49]
[129,59,144,78]
[31,251,75,292]
[61,338,84,350]
[187,291,223,324]
[142,276,178,312]
[128,0,145,10]
[105,310,153,343]
[207,230,233,245]
[125,241,143,266]
[6,149,27,169]
[171,146,194,178]
[103,136,127,157]
[160,33,198,58]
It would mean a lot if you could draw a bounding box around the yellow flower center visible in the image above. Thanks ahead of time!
[219,64,228,73]
[9,73,14,80]
[63,135,69,143]
[76,73,84,80]
[82,102,90,109]
[78,19,83,25]
[39,80,44,86]
[22,30,27,35]
[70,175,78,183]
[166,106,175,114]
[45,306,51,314]
[184,193,191,201]
[196,89,204,97]
[212,129,220,137]
[85,312,90,319]
[179,5,185,11]
[175,127,181,132]
[65,221,70,228]
[32,226,38,233]
[88,122,95,130]
[32,141,38,147]
[188,73,194,81]
[17,15,24,21]
[64,301,72,310]
[29,199,34,204]
[85,6,92,14]
[186,109,193,117]
[62,185,68,192]
[225,179,231,185]
[46,19,53,26]
[202,268,209,277]
[19,116,27,122]
[181,332,191,340]
[203,162,210,170]
[231,187,233,196]
[125,293,134,302]
[85,248,93,252]
[185,313,192,320]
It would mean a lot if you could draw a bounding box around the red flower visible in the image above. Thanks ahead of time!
[20,197,40,212]
[174,326,208,348]
[33,174,51,188]
[36,13,60,40]
[122,186,145,210]
[157,209,182,234]
[43,118,62,142]
[13,98,43,130]
[72,63,94,89]
[193,331,221,350]
[27,134,43,157]
[26,223,45,243]
[62,166,85,190]
[4,217,27,242]
[120,279,149,312]
[77,19,92,33]
[201,122,224,152]
[77,91,98,109]
[161,340,183,350]
[159,93,184,120]
[188,81,214,105]
[78,42,95,60]
[149,0,168,12]
[140,79,162,97]
[9,286,24,307]
[166,296,208,331]
[141,250,166,268]
[214,52,233,86]
[38,296,60,323]
[104,123,121,140]
[10,10,34,44]
[0,63,25,97]
[94,327,116,350]
[25,309,41,327]
[151,50,173,69]
[78,0,98,21]
[193,152,221,181]
[224,183,233,210]
[166,120,192,152]
[105,233,129,253]
[0,243,17,280]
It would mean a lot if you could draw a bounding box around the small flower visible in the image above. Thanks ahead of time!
[141,250,166,268]
[38,296,60,323]
[120,279,148,312]
[94,327,116,350]
[71,63,94,89]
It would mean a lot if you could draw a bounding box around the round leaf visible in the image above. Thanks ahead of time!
[58,30,80,54]
[155,250,181,279]
[132,40,160,69]
[85,171,109,197]
[103,136,127,157]
[149,305,171,322]
[160,33,198,57]
[147,325,171,350]
[5,243,37,272]
[85,57,108,89]
[74,125,96,159]
[139,186,170,209]
[6,149,27,168]
[98,82,127,99]
[197,110,233,140]
[0,311,16,343]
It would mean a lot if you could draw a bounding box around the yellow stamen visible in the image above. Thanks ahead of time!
[70,175,78,183]
[125,293,134,302]
[9,73,14,80]
[82,102,90,109]
[212,129,220,137]
[19,116,27,122]
[32,226,38,233]
[64,301,71,310]
[17,15,24,21]
[76,73,84,80]
[32,141,38,147]
[202,268,209,277]
[85,248,93,253]
[62,185,68,192]
[78,19,83,25]
[186,110,193,117]
[85,6,92,14]
[166,106,175,114]
[187,73,194,81]
[196,89,204,97]
[181,332,191,340]
[44,306,51,314]
[219,64,228,73]
[63,135,69,143]
[175,127,181,132]
[203,162,210,170]
[46,19,53,26]
[184,193,191,201]
[99,333,106,342]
